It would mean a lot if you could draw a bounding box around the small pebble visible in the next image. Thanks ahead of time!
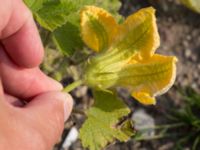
[132,109,155,137]
[183,40,189,47]
[186,35,191,41]
[184,49,191,58]
[62,127,79,150]
[74,86,88,98]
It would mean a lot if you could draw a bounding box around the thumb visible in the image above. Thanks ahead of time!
[0,77,7,109]
[24,91,73,148]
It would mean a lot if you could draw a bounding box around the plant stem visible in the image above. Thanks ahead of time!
[63,80,83,93]
[135,133,174,141]
[138,122,186,131]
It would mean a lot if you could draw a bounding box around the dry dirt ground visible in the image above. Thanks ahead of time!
[54,0,200,149]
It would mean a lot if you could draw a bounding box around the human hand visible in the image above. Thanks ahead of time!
[0,0,73,149]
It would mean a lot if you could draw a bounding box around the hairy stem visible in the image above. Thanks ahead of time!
[63,80,83,93]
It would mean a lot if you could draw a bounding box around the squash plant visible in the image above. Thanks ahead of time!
[24,0,177,150]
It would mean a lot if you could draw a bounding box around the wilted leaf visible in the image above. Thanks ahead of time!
[79,90,134,150]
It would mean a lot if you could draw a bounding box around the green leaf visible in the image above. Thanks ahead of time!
[34,0,97,55]
[24,0,49,12]
[32,0,122,31]
[180,0,200,13]
[35,0,78,31]
[79,90,134,150]
[52,16,83,56]
[25,0,122,55]
[95,0,121,15]
[94,0,123,22]
[50,0,98,55]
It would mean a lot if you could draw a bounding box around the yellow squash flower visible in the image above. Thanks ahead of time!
[80,6,177,105]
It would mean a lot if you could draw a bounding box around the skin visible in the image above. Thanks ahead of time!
[0,0,73,149]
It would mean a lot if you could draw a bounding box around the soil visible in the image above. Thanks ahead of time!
[54,0,200,149]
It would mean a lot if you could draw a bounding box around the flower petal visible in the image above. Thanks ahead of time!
[117,54,177,105]
[80,6,118,52]
[116,7,160,59]
[132,92,156,105]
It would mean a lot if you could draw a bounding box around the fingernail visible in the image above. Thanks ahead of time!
[61,93,73,122]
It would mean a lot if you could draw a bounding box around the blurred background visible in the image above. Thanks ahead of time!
[38,0,200,149]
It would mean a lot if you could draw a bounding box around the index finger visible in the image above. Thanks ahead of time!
[0,0,44,68]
